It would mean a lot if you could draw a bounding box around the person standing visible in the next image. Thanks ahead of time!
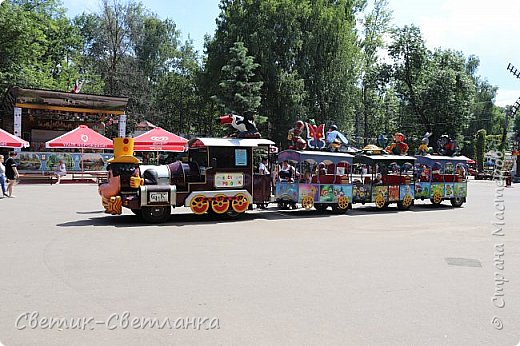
[278,160,295,182]
[258,157,270,175]
[0,155,7,198]
[5,151,19,198]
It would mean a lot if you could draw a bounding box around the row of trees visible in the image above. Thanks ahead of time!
[0,0,512,156]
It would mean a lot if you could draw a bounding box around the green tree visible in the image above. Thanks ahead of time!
[152,40,209,135]
[475,129,486,172]
[423,49,475,146]
[356,0,393,145]
[387,25,430,135]
[0,0,87,92]
[213,41,263,114]
[204,0,360,145]
[74,0,206,135]
[388,26,475,150]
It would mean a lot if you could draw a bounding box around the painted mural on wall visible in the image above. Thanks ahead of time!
[15,152,113,172]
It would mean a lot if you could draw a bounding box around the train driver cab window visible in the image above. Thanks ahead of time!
[209,147,250,168]
[189,148,208,174]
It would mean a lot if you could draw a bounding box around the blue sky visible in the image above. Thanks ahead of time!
[62,0,520,107]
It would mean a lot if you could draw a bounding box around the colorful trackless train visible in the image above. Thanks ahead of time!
[98,136,469,223]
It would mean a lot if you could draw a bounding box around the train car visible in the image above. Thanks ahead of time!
[352,153,416,210]
[414,155,470,207]
[99,137,274,223]
[275,150,354,213]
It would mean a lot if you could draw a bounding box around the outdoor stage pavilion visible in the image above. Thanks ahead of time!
[0,87,129,173]
[1,86,129,151]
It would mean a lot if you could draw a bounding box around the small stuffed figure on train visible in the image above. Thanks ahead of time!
[417,132,433,155]
[385,132,409,155]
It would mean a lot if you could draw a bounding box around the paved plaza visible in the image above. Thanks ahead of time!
[0,180,519,345]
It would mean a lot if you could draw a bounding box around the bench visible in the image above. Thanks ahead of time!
[71,171,109,184]
[18,172,56,185]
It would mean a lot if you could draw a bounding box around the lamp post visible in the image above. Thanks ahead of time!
[507,63,520,182]
[513,131,520,182]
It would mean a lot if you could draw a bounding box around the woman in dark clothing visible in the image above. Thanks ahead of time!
[5,151,19,198]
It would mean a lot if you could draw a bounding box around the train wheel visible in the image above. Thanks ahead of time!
[301,195,314,210]
[397,194,413,210]
[190,195,209,215]
[232,193,250,214]
[450,197,464,207]
[431,191,443,205]
[337,196,350,210]
[141,206,171,223]
[375,193,386,209]
[211,194,230,214]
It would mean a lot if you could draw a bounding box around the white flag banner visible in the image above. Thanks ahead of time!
[13,107,22,137]
[118,114,127,137]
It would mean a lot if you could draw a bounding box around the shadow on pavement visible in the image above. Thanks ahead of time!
[58,207,341,228]
[58,202,458,228]
[350,202,457,215]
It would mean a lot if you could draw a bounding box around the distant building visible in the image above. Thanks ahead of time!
[0,87,128,151]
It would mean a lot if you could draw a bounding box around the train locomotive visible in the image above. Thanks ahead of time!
[98,137,274,223]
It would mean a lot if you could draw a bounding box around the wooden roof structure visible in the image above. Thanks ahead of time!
[4,86,129,115]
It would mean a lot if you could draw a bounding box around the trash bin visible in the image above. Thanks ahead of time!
[505,175,512,187]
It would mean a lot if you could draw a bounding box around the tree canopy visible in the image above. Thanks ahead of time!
[0,0,514,155]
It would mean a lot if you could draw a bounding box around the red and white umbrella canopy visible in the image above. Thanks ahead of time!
[0,128,30,148]
[133,127,187,151]
[45,125,113,149]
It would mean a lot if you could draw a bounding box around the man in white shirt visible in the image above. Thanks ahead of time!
[258,157,270,175]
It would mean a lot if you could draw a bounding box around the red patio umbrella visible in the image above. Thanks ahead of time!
[45,125,113,149]
[133,127,187,152]
[0,128,29,148]
[45,125,113,172]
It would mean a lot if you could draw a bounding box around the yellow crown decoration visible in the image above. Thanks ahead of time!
[108,137,140,164]
[362,144,383,155]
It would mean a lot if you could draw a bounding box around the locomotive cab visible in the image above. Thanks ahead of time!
[180,138,274,216]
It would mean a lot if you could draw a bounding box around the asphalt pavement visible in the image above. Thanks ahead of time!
[0,180,518,345]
